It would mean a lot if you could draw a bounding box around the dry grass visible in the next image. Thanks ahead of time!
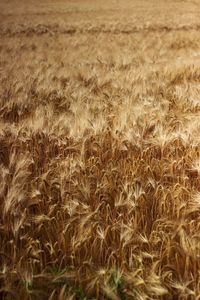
[1,1,200,299]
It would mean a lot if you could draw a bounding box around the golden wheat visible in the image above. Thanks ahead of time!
[1,0,200,299]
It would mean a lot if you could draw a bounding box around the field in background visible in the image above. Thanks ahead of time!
[1,1,200,299]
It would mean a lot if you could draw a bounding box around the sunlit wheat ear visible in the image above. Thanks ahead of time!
[150,126,173,148]
[62,199,80,217]
[169,279,195,297]
[172,129,193,149]
[88,113,107,134]
[146,262,168,297]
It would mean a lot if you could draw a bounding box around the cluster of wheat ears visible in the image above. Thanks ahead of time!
[2,0,200,299]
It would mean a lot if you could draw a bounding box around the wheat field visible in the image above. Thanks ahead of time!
[1,1,200,299]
